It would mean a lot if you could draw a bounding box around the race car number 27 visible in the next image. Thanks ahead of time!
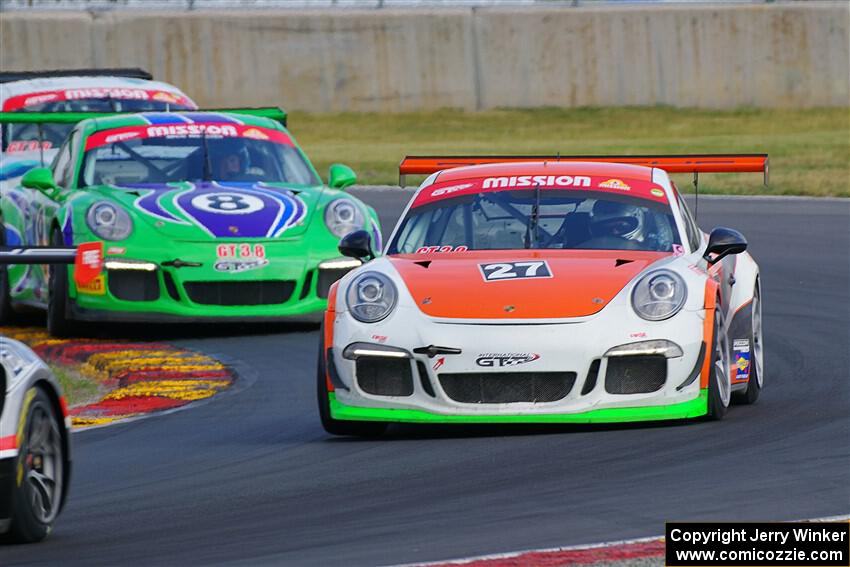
[479,261,552,282]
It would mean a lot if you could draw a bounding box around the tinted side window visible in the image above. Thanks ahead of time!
[51,138,73,188]
[677,194,701,251]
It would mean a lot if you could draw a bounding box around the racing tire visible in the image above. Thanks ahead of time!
[317,325,387,437]
[706,304,732,420]
[733,280,764,405]
[6,387,66,543]
[46,229,72,338]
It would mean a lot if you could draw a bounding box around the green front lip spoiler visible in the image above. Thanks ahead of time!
[329,390,708,424]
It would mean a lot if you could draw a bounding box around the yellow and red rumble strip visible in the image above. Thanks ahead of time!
[0,327,234,429]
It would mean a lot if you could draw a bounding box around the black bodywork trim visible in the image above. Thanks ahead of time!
[69,302,322,324]
[676,341,707,391]
[325,348,349,391]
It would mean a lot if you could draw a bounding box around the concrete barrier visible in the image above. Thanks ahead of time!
[1,4,847,111]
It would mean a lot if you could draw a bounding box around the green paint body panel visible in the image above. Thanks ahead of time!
[329,390,709,424]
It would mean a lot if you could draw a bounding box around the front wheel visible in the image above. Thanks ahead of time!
[707,305,732,420]
[317,324,387,437]
[6,387,66,543]
[46,229,72,338]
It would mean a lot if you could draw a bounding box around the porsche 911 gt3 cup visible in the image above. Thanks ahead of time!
[0,68,196,184]
[318,155,767,436]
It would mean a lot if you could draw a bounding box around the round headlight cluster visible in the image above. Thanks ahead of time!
[86,201,133,241]
[631,270,687,321]
[324,199,364,238]
[346,271,397,323]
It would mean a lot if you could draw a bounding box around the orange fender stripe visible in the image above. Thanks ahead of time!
[324,282,340,392]
[701,279,720,388]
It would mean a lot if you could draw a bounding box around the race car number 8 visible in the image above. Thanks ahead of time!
[190,192,265,215]
[479,261,552,282]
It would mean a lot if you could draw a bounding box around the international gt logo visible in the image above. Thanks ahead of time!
[476,353,541,367]
[479,260,552,282]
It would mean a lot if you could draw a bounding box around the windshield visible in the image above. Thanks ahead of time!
[1,98,195,153]
[78,124,319,187]
[388,189,681,253]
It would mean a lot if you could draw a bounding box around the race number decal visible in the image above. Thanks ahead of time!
[190,192,264,215]
[479,261,552,282]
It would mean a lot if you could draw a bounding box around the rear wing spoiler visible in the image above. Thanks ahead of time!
[398,154,769,187]
[0,107,288,127]
[0,68,153,83]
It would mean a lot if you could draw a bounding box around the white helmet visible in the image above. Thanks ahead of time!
[589,200,645,241]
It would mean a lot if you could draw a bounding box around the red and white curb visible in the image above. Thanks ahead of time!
[399,515,850,567]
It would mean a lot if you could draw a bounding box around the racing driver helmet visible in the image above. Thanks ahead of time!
[589,200,646,241]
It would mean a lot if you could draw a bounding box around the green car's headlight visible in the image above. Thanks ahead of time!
[346,271,397,323]
[86,201,133,241]
[324,199,364,238]
[631,269,687,321]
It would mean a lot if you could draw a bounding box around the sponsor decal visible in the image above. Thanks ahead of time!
[216,243,266,258]
[416,245,468,254]
[74,241,104,287]
[599,178,631,191]
[651,188,665,198]
[23,93,60,106]
[76,275,106,295]
[630,331,647,338]
[733,338,751,381]
[476,353,540,367]
[6,140,52,153]
[430,183,473,197]
[105,131,141,144]
[479,260,552,282]
[152,91,180,104]
[242,128,269,140]
[482,175,591,189]
[432,357,445,371]
[214,242,267,272]
[371,335,388,343]
[107,246,126,255]
[146,124,238,138]
[213,258,269,273]
[65,88,150,100]
[672,244,685,256]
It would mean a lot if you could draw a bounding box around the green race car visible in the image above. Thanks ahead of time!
[0,109,379,335]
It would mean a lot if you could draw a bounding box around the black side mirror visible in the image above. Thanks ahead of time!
[703,227,748,264]
[339,230,375,261]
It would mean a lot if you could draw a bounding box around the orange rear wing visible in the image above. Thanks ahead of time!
[398,154,768,187]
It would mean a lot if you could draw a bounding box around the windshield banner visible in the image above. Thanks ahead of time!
[2,89,194,111]
[413,175,670,207]
[84,124,293,150]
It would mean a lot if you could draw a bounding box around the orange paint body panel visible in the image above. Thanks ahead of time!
[701,279,720,388]
[0,434,16,451]
[390,250,668,319]
[324,282,340,392]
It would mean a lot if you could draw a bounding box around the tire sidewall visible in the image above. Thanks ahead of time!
[707,306,730,420]
[9,388,63,543]
[47,229,71,337]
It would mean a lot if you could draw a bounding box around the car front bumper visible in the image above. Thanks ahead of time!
[328,305,710,424]
[67,239,359,321]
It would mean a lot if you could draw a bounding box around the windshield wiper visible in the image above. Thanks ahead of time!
[524,183,542,249]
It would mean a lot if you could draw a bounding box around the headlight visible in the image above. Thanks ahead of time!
[346,271,397,323]
[631,270,687,321]
[324,199,364,238]
[86,201,133,240]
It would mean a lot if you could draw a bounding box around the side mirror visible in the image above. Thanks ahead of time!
[339,229,374,261]
[328,163,357,190]
[21,167,59,197]
[703,227,747,264]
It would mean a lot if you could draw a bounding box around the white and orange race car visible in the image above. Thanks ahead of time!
[318,155,767,436]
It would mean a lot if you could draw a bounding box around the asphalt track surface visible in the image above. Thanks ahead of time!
[2,191,848,566]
